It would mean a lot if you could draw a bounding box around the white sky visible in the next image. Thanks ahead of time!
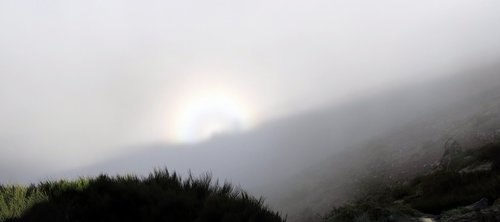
[1,0,500,169]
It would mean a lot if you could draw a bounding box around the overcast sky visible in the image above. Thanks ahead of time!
[1,0,500,171]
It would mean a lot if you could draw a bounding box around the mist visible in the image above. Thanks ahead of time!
[2,0,500,220]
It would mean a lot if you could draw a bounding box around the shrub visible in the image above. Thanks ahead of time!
[0,169,284,222]
[0,186,46,221]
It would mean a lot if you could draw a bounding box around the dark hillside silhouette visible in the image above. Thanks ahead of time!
[1,170,283,222]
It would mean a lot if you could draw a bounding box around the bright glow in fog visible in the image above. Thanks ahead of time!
[1,0,500,181]
[169,91,256,143]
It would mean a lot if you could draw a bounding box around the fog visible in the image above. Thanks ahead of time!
[51,69,500,221]
[1,1,500,216]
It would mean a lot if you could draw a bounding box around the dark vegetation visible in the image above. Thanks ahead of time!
[325,141,500,221]
[0,169,284,222]
[323,191,419,222]
[405,142,500,214]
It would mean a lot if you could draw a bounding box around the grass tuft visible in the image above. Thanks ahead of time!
[0,169,284,222]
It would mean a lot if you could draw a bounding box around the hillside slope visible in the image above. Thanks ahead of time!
[264,73,500,221]
[64,67,500,187]
[47,66,500,220]
[324,141,500,222]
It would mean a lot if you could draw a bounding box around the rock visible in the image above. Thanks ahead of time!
[440,204,500,222]
[466,198,489,211]
[459,162,493,173]
[439,198,496,222]
[439,138,463,169]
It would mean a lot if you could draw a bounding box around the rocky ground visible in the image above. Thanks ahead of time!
[323,141,500,222]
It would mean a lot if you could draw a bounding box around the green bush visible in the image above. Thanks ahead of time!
[0,186,46,221]
[0,169,284,222]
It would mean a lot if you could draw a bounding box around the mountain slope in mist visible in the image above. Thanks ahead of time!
[323,141,500,222]
[60,65,500,219]
[267,73,500,220]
